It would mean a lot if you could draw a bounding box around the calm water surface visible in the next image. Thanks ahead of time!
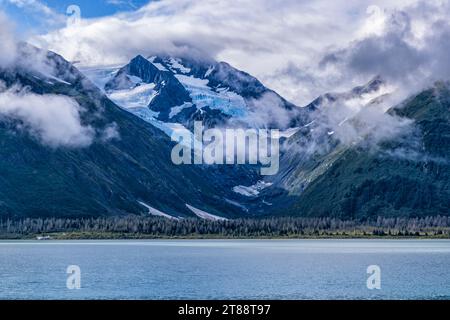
[0,239,449,300]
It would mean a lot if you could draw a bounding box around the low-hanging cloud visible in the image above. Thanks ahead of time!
[318,93,415,148]
[0,12,93,148]
[283,79,420,163]
[0,11,17,68]
[237,92,297,129]
[0,85,95,147]
[0,11,120,148]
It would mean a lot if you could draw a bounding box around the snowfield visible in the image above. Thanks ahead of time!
[169,102,193,118]
[108,83,157,109]
[185,204,228,221]
[139,202,179,220]
[167,57,191,74]
[233,181,273,197]
[147,56,169,71]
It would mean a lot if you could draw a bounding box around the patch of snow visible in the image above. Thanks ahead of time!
[176,74,210,88]
[186,204,228,221]
[147,56,169,71]
[328,131,335,136]
[53,77,71,85]
[108,83,157,109]
[167,58,191,74]
[338,118,348,126]
[303,120,316,127]
[204,66,215,78]
[279,127,300,138]
[41,73,72,85]
[233,181,273,197]
[153,63,168,71]
[224,199,248,212]
[139,201,179,220]
[169,102,193,118]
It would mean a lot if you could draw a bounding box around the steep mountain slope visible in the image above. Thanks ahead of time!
[85,55,308,133]
[266,76,390,193]
[280,83,450,218]
[230,77,392,214]
[3,45,447,220]
[0,45,253,218]
[104,55,192,121]
[303,76,386,111]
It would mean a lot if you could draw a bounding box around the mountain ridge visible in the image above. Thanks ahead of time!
[1,44,449,220]
[0,45,255,219]
[268,82,450,218]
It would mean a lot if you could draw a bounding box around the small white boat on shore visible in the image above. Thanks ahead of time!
[36,236,52,240]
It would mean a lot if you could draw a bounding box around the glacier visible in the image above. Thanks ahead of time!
[175,74,248,118]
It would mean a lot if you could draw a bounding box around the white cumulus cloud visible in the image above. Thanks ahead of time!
[0,85,95,147]
[30,0,420,105]
[0,11,17,68]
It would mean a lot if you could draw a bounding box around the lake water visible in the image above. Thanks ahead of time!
[0,239,449,300]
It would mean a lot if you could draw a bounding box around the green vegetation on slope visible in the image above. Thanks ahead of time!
[283,84,450,218]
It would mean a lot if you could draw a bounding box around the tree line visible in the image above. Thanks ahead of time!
[1,215,449,238]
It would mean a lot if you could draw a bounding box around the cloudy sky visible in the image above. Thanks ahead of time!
[1,0,449,105]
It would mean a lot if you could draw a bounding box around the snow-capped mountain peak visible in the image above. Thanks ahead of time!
[83,54,304,138]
